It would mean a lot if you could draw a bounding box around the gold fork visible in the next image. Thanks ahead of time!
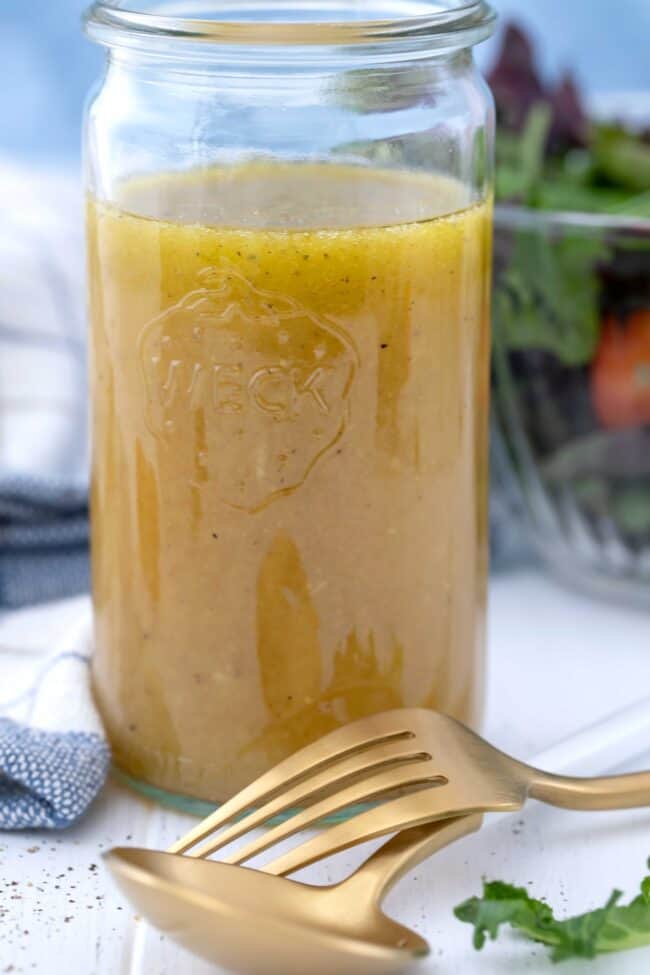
[169,707,650,876]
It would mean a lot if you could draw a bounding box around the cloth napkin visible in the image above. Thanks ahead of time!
[0,603,109,829]
[0,159,90,608]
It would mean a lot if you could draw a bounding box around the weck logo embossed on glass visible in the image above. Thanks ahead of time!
[139,266,358,511]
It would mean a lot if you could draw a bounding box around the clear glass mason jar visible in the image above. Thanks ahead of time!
[84,0,496,809]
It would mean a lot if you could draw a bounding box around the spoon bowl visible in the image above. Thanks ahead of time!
[105,815,481,975]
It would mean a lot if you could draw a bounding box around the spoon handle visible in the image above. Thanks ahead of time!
[339,814,483,903]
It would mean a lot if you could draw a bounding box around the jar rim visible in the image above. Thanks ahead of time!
[84,0,496,50]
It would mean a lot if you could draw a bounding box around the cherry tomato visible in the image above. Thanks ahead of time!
[591,309,650,429]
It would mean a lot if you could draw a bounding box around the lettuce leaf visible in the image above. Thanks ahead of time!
[495,228,608,366]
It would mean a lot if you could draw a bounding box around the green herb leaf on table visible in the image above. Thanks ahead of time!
[455,862,650,963]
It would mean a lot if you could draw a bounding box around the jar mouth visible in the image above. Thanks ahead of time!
[84,0,496,49]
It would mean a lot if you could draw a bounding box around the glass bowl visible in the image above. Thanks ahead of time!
[491,204,650,604]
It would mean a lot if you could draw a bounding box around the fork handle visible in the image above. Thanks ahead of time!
[339,814,483,903]
[529,769,650,810]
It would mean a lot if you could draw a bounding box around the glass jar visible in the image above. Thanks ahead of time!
[84,0,496,809]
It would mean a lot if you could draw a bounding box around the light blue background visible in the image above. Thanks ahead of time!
[2,0,649,160]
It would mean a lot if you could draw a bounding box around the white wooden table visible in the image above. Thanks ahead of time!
[1,569,650,974]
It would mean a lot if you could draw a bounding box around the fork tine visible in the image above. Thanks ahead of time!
[168,710,419,854]
[264,786,520,877]
[220,763,445,866]
[187,737,428,859]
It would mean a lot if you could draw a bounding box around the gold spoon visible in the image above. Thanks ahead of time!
[105,814,481,975]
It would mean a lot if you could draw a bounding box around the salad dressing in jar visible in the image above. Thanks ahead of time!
[84,1,496,806]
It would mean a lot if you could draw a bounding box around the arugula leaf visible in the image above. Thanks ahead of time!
[495,227,608,366]
[455,863,650,963]
[593,125,650,195]
[534,179,648,217]
[608,192,650,220]
[495,103,552,206]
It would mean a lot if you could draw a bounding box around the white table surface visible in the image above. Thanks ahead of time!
[1,568,650,974]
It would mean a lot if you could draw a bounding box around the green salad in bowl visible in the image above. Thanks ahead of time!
[489,25,650,601]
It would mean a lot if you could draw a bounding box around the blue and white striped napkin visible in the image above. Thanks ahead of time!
[0,159,90,608]
[0,606,109,829]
